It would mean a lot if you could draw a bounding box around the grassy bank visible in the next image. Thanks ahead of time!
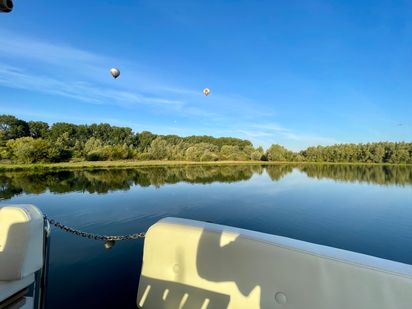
[0,160,411,171]
[0,160,263,171]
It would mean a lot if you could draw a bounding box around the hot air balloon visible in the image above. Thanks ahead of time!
[110,68,120,79]
[203,88,210,96]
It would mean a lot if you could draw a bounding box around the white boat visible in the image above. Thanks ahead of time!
[1,204,412,309]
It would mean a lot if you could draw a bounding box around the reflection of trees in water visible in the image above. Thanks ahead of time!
[250,165,264,175]
[0,165,256,199]
[1,164,412,200]
[265,164,294,181]
[130,165,256,188]
[0,174,23,200]
[299,164,412,186]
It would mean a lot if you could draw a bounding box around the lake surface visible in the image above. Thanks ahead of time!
[1,164,412,309]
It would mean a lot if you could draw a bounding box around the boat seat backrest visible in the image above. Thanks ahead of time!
[0,205,44,281]
[137,217,412,309]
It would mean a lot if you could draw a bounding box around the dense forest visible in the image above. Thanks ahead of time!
[0,114,411,164]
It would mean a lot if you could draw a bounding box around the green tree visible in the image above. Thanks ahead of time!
[185,143,218,161]
[48,132,72,162]
[7,137,50,163]
[137,131,157,152]
[266,144,295,161]
[48,122,78,142]
[148,137,169,160]
[84,137,108,161]
[220,145,248,161]
[166,142,188,161]
[28,121,49,138]
[0,115,30,143]
[200,150,219,162]
[251,146,265,161]
[107,144,132,160]
[370,144,385,163]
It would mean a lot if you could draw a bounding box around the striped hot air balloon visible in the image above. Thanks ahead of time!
[203,88,210,96]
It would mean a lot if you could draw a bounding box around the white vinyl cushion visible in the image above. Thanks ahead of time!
[137,217,412,309]
[0,274,34,302]
[0,205,44,281]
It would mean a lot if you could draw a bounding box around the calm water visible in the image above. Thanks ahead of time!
[1,164,412,309]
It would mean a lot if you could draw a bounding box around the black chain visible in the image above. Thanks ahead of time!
[43,214,145,241]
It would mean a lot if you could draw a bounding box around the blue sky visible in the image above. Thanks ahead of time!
[1,0,411,150]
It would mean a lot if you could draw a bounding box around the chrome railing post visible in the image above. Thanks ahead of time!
[37,218,51,309]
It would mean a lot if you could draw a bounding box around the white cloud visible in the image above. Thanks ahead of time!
[0,66,184,108]
[0,31,195,109]
[0,31,107,67]
[237,123,339,150]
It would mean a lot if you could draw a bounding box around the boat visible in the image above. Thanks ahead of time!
[1,204,412,308]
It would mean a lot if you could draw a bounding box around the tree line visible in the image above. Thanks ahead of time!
[0,114,411,164]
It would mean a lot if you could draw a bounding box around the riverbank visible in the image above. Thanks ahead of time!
[0,160,411,171]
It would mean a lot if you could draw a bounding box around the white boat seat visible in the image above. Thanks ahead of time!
[0,205,44,303]
[137,217,412,309]
[0,274,34,303]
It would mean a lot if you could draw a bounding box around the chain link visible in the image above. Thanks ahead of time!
[43,214,145,241]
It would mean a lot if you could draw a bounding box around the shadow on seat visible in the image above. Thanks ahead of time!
[137,276,230,309]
